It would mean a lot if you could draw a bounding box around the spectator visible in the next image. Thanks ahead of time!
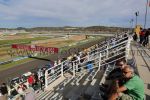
[39,76,45,91]
[133,32,137,41]
[27,74,35,88]
[106,59,127,81]
[39,68,46,90]
[105,59,127,96]
[33,73,39,90]
[20,83,27,91]
[34,72,39,84]
[86,61,93,72]
[143,29,150,47]
[0,87,2,96]
[17,84,27,99]
[108,65,144,100]
[0,86,2,100]
[25,86,35,100]
[139,29,145,45]
[0,83,8,100]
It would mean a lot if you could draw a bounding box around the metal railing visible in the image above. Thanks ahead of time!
[44,33,130,88]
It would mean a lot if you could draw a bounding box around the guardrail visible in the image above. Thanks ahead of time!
[0,56,29,65]
[0,60,13,65]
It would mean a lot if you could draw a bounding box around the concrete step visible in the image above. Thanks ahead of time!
[131,45,150,99]
[36,91,49,100]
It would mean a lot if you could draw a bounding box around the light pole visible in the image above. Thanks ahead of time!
[144,0,149,29]
[135,11,139,27]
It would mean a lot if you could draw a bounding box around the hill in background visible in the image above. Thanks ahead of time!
[0,26,130,34]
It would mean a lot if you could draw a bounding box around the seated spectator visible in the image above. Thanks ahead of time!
[0,86,2,99]
[17,84,27,99]
[0,83,8,100]
[108,65,144,100]
[106,59,127,81]
[25,86,35,100]
[103,59,127,97]
[86,61,93,72]
[9,89,18,99]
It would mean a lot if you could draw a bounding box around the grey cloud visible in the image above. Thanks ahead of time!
[0,0,149,27]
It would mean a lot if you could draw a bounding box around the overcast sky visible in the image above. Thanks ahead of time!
[0,0,149,28]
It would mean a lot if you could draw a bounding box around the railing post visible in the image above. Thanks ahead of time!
[73,62,76,77]
[76,62,78,72]
[45,70,48,88]
[126,37,131,59]
[106,45,109,58]
[98,53,101,70]
[87,52,90,61]
[54,61,57,66]
[61,62,64,77]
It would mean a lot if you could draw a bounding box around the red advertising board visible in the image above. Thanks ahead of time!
[12,44,58,53]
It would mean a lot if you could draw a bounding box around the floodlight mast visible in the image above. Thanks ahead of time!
[135,11,139,27]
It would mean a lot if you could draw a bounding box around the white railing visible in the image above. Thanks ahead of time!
[44,33,130,89]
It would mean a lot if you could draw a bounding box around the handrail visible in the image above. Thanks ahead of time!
[92,34,128,52]
[44,33,129,89]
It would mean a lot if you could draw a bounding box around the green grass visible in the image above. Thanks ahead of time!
[59,36,103,52]
[0,37,50,46]
[0,47,10,52]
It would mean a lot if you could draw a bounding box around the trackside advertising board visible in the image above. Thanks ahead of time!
[12,44,58,54]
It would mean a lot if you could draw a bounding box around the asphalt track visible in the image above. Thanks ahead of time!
[0,38,105,84]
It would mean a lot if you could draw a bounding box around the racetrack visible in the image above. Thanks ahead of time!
[0,38,105,84]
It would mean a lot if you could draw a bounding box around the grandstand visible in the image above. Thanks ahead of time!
[0,32,150,100]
